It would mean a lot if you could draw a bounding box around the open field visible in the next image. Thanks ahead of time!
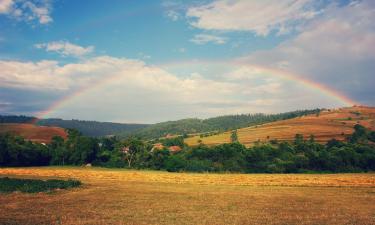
[185,106,375,147]
[0,123,67,143]
[1,167,375,225]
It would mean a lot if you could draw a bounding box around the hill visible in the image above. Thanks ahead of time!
[128,109,322,139]
[36,118,149,137]
[185,106,375,146]
[0,115,150,137]
[0,123,67,143]
[0,115,36,123]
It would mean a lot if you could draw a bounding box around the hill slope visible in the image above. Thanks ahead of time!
[128,109,321,139]
[37,119,149,137]
[185,106,375,146]
[0,123,67,143]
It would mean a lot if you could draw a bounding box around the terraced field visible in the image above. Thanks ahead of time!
[0,167,375,225]
[185,106,375,147]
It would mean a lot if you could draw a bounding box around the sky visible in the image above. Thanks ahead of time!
[0,0,374,123]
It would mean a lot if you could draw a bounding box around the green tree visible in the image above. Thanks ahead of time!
[231,130,238,143]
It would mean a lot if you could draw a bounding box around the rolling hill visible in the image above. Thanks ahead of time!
[126,109,322,139]
[36,118,149,137]
[0,123,67,143]
[185,106,375,147]
[0,115,150,137]
[0,109,321,139]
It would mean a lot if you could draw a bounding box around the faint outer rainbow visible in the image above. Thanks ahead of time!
[34,60,357,121]
[158,60,357,106]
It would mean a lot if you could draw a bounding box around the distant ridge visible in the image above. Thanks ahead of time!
[0,115,149,137]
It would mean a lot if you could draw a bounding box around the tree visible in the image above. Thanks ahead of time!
[231,130,238,143]
[349,124,368,143]
[294,134,304,145]
[119,138,145,168]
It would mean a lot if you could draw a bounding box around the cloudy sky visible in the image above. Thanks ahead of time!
[0,0,374,123]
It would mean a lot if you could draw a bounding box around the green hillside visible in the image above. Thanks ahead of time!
[126,109,322,139]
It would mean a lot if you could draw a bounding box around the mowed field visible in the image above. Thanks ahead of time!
[0,123,67,143]
[185,106,375,147]
[1,167,375,225]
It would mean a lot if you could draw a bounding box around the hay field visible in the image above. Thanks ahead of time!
[0,123,67,143]
[1,167,375,225]
[185,106,375,147]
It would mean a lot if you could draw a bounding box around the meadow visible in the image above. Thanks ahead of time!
[1,167,375,225]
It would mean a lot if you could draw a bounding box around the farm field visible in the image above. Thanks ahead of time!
[0,123,67,143]
[185,106,375,147]
[1,167,375,225]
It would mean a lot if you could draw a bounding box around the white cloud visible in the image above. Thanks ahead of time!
[35,41,94,57]
[23,1,52,24]
[187,0,320,36]
[190,34,226,45]
[0,60,70,90]
[0,55,347,122]
[163,0,185,21]
[239,0,375,105]
[0,0,53,24]
[0,0,13,14]
[166,10,179,21]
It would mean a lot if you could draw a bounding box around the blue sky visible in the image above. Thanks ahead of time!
[0,0,374,123]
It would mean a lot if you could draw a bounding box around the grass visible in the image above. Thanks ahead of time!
[0,177,81,193]
[1,167,375,224]
[185,106,375,147]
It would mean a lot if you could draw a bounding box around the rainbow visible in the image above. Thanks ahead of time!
[158,60,357,106]
[34,60,357,121]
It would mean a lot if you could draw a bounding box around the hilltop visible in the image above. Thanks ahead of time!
[185,106,375,146]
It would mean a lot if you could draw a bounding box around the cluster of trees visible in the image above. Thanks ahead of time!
[203,109,322,131]
[1,124,375,173]
[0,115,36,124]
[130,109,323,139]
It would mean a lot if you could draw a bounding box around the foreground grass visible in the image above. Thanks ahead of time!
[0,177,81,193]
[1,167,375,225]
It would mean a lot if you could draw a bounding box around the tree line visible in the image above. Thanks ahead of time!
[1,124,375,173]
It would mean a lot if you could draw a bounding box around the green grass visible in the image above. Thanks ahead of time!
[0,177,81,193]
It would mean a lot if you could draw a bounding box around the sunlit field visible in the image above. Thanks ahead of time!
[185,106,375,147]
[1,167,375,225]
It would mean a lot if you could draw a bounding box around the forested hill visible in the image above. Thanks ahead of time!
[0,115,36,123]
[0,115,149,137]
[1,109,321,138]
[127,109,322,139]
[36,119,149,137]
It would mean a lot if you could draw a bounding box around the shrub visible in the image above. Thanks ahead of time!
[0,177,81,193]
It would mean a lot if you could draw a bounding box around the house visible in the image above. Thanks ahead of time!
[168,145,182,153]
[151,143,164,152]
[151,143,182,153]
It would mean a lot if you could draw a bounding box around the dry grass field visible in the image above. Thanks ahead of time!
[0,123,67,143]
[1,167,375,225]
[185,106,375,147]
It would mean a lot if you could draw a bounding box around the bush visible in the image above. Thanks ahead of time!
[0,177,81,193]
[164,155,186,172]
